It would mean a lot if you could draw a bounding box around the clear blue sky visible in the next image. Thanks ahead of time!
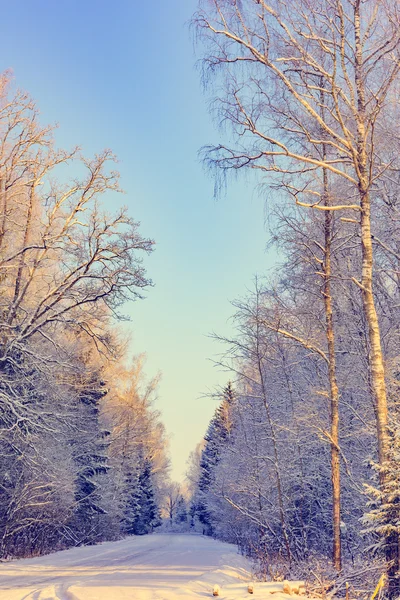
[1,1,274,481]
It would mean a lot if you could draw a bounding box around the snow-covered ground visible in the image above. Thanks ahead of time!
[0,533,304,600]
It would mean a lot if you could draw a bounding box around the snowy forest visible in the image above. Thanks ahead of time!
[187,0,400,597]
[2,0,400,598]
[0,74,170,557]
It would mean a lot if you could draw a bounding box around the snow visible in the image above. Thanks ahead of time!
[0,533,306,600]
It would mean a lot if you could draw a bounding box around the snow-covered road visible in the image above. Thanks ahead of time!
[0,533,300,600]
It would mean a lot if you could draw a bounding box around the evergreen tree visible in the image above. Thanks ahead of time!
[175,496,188,524]
[363,419,400,592]
[195,382,236,533]
[120,470,141,535]
[132,459,161,535]
[70,376,111,545]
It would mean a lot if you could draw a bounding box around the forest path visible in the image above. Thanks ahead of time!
[0,533,299,600]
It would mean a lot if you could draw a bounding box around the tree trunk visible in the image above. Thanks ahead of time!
[359,192,389,471]
[354,0,393,590]
[323,195,342,572]
[320,79,342,570]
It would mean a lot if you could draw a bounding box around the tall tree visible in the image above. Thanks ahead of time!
[132,459,162,535]
[69,373,112,545]
[195,383,236,533]
[0,73,164,558]
[195,0,400,586]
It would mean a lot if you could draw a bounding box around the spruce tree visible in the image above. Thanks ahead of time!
[70,376,110,544]
[132,459,161,535]
[175,496,188,524]
[363,419,400,593]
[195,382,236,533]
[120,469,141,535]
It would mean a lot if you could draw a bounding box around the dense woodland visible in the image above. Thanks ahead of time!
[3,0,400,598]
[188,0,400,597]
[0,74,169,557]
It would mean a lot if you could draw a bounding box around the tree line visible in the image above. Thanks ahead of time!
[0,73,169,557]
[189,0,400,596]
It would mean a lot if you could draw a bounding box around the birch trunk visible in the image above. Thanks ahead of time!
[320,75,342,569]
[322,183,342,571]
[354,0,389,473]
[354,0,394,591]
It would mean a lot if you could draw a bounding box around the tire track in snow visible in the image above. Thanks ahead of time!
[20,583,80,600]
[0,536,175,597]
[0,534,255,600]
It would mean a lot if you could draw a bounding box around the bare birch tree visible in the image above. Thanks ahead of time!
[0,74,165,557]
[194,0,400,583]
[0,75,154,436]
